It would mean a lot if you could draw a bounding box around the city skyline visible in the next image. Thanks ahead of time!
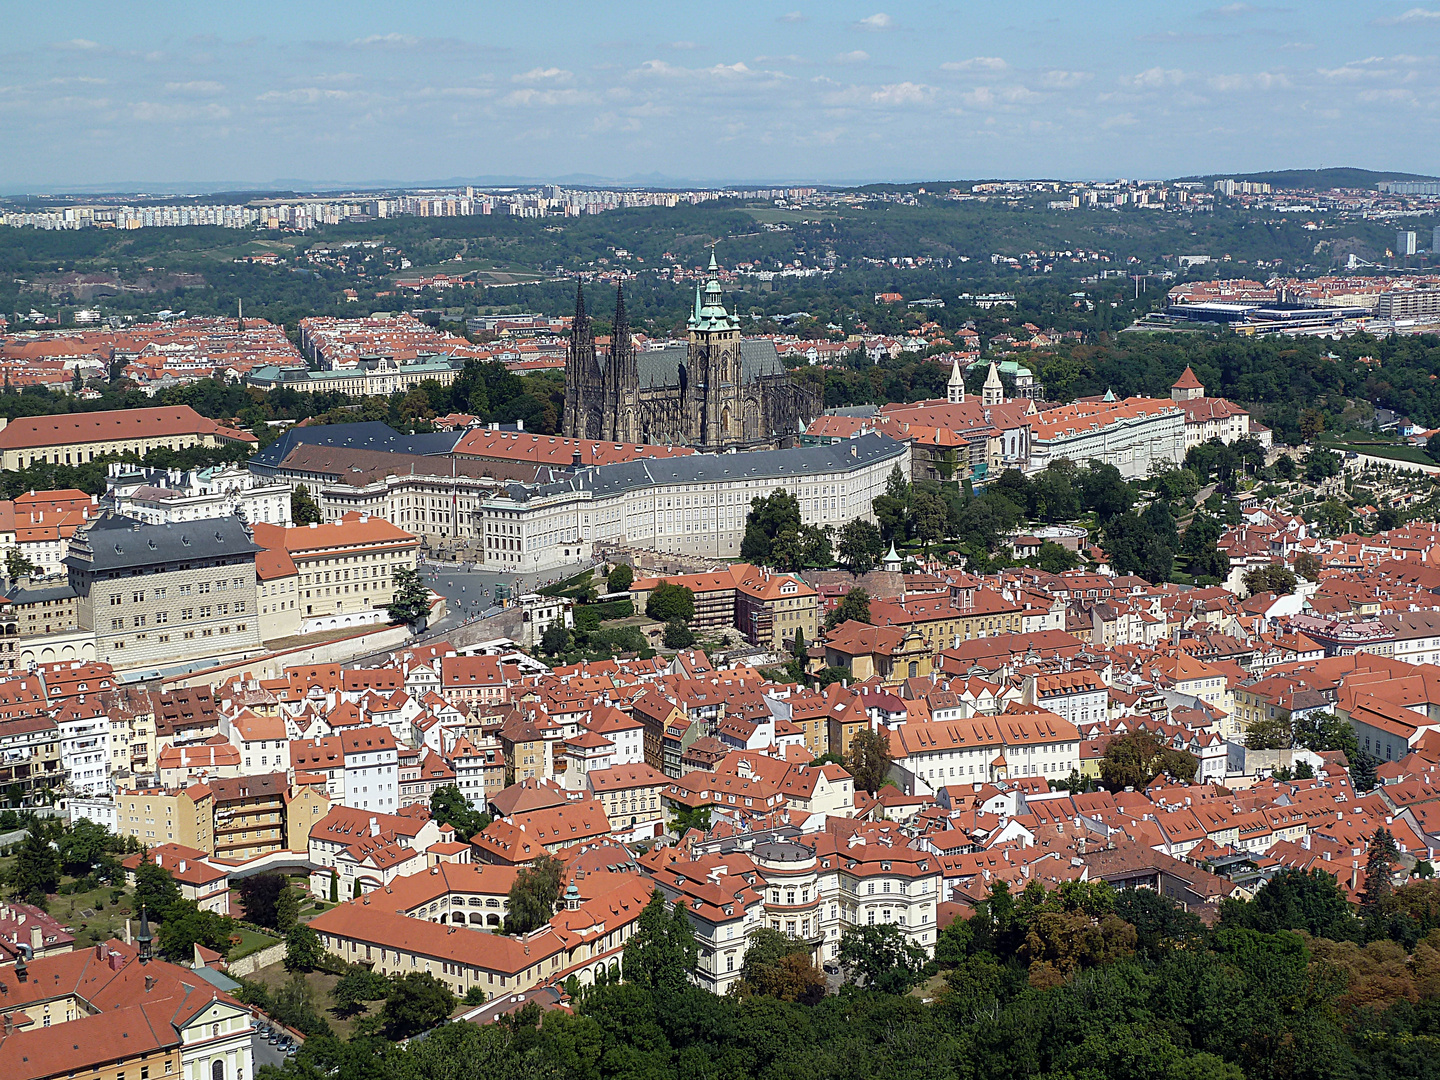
[4,1,1440,191]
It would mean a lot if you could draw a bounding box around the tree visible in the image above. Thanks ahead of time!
[645,581,695,623]
[272,972,332,1038]
[1114,887,1206,956]
[276,885,300,933]
[1036,541,1079,574]
[237,873,288,929]
[381,972,457,1040]
[505,853,565,934]
[291,484,322,525]
[1099,731,1197,790]
[387,566,431,626]
[57,819,114,878]
[158,902,233,962]
[1218,866,1359,940]
[847,727,892,794]
[837,519,884,575]
[332,964,391,1015]
[540,622,570,655]
[1246,714,1292,751]
[622,890,698,995]
[4,547,38,581]
[1293,710,1358,760]
[839,924,926,993]
[1304,447,1340,483]
[1362,827,1401,917]
[799,524,834,568]
[823,587,871,631]
[740,488,802,564]
[606,563,633,593]
[910,488,948,555]
[1294,551,1322,581]
[284,922,324,972]
[1242,563,1298,596]
[429,784,490,840]
[1351,751,1379,792]
[736,928,825,1003]
[11,819,60,902]
[663,618,694,649]
[133,860,182,919]
[872,465,910,541]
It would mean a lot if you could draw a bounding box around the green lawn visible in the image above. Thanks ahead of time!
[229,926,283,961]
[1316,435,1434,466]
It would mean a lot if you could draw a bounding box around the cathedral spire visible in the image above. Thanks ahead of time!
[613,282,628,344]
[573,281,588,329]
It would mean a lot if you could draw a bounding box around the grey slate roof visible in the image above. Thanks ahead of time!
[3,582,77,605]
[65,513,260,573]
[506,431,907,502]
[635,340,787,390]
[251,422,463,472]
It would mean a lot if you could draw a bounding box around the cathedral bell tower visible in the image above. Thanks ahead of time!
[563,282,600,439]
[686,251,743,449]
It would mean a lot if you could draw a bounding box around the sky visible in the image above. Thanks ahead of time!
[3,1,1440,191]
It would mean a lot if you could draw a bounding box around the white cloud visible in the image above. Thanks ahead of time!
[1123,67,1186,88]
[870,81,931,105]
[1040,69,1092,88]
[257,87,355,103]
[1373,7,1440,25]
[779,10,806,22]
[856,13,892,31]
[512,67,573,83]
[165,80,225,95]
[349,33,419,48]
[1208,71,1291,91]
[941,57,1007,71]
[53,38,101,50]
[503,88,594,106]
[667,41,697,50]
[832,50,870,64]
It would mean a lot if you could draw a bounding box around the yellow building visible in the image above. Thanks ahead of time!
[285,781,332,850]
[869,589,1025,653]
[114,783,215,852]
[735,571,818,650]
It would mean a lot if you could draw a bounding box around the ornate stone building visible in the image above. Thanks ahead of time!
[563,256,819,451]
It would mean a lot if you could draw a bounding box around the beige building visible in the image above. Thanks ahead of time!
[252,512,419,634]
[256,547,301,642]
[0,405,248,471]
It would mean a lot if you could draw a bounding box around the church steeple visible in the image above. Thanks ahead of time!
[982,361,1005,406]
[947,357,965,404]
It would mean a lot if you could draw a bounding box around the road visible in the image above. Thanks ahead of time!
[418,558,603,632]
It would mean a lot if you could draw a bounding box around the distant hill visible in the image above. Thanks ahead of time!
[1176,168,1440,191]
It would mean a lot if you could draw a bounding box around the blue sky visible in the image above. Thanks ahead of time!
[3,1,1439,190]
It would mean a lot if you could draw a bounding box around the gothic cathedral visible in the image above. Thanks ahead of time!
[562,255,820,451]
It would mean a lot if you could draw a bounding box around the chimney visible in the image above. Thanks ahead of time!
[30,926,41,952]
[145,974,155,992]
[370,816,379,836]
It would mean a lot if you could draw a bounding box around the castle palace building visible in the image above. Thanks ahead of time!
[563,255,820,452]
